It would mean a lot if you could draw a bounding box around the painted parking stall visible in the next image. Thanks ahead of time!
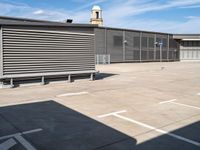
[0,100,136,150]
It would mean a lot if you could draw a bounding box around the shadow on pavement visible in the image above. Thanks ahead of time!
[135,121,200,150]
[0,100,199,150]
[95,73,118,80]
[0,101,136,150]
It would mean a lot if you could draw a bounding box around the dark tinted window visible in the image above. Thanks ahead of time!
[162,38,167,48]
[113,36,123,47]
[142,37,148,48]
[149,37,154,48]
[182,41,200,47]
[133,36,140,48]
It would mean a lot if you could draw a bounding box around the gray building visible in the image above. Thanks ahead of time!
[0,16,97,88]
[0,16,200,88]
[95,27,179,63]
[173,34,200,61]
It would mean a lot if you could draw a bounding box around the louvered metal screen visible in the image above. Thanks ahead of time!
[0,26,95,78]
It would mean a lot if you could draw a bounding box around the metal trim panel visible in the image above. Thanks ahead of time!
[98,26,172,35]
[1,70,97,79]
[3,27,94,36]
[0,16,97,28]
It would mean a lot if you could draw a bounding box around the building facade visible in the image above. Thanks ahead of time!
[95,27,179,63]
[0,16,97,88]
[173,34,200,61]
[1,14,200,88]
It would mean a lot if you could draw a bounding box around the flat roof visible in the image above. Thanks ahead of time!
[173,34,200,40]
[0,15,97,28]
[98,26,173,35]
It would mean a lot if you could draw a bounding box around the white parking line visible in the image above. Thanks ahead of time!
[159,99,176,104]
[56,91,88,97]
[98,110,127,118]
[98,110,200,147]
[0,128,43,140]
[159,99,200,110]
[0,99,50,108]
[0,138,17,150]
[0,128,42,150]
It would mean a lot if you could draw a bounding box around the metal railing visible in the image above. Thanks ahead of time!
[96,54,110,64]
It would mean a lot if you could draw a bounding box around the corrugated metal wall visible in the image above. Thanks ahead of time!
[107,29,123,62]
[125,31,134,61]
[95,28,106,54]
[95,28,179,63]
[1,26,95,78]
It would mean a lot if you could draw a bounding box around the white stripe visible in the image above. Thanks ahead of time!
[97,110,127,118]
[171,102,200,110]
[98,111,200,147]
[14,134,36,150]
[0,99,50,107]
[0,128,43,140]
[159,99,200,110]
[114,114,200,147]
[159,99,176,104]
[0,138,17,150]
[197,93,200,96]
[56,92,88,97]
[22,128,43,134]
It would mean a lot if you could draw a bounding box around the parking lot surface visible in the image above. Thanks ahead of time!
[0,62,200,150]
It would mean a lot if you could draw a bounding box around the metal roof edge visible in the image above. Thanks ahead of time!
[0,15,97,28]
[96,26,173,35]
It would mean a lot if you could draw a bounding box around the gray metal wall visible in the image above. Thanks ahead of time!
[0,26,95,79]
[95,28,179,63]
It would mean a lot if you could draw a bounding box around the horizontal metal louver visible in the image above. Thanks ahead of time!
[2,26,95,77]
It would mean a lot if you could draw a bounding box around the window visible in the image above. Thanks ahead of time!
[113,36,123,47]
[162,38,167,48]
[142,37,148,48]
[133,36,140,48]
[149,37,154,48]
[96,12,99,19]
[170,39,177,49]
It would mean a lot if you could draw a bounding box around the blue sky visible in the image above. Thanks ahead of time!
[0,0,200,33]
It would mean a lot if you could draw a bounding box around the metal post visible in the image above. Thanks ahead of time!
[123,30,126,62]
[90,73,94,81]
[167,34,170,62]
[140,32,142,62]
[105,28,107,54]
[147,36,149,61]
[160,44,162,62]
[0,80,3,88]
[10,78,14,88]
[68,74,71,83]
[154,34,156,61]
[41,76,45,85]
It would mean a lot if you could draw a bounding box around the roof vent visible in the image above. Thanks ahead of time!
[66,19,73,23]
